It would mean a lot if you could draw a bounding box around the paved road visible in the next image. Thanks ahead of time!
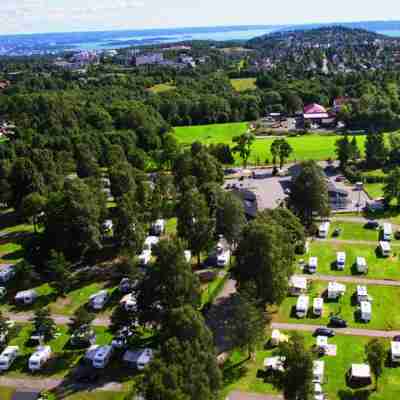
[227,390,282,400]
[271,322,400,338]
[295,273,400,287]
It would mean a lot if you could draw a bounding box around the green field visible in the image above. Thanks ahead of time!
[222,333,400,400]
[276,281,400,330]
[230,78,257,91]
[173,123,368,165]
[328,221,380,242]
[365,183,384,199]
[149,83,176,93]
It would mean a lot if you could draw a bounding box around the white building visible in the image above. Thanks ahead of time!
[308,257,318,274]
[313,298,324,316]
[336,252,346,270]
[0,346,19,371]
[289,276,307,296]
[391,341,400,363]
[360,301,372,322]
[318,222,330,238]
[28,346,52,371]
[313,360,325,383]
[92,345,114,368]
[356,257,368,274]
[327,282,346,299]
[379,241,391,257]
[296,295,309,318]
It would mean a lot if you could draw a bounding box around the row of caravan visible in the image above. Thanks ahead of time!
[0,345,51,372]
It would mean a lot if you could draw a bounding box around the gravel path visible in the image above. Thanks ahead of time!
[227,391,282,400]
[316,238,400,246]
[271,322,400,338]
[295,273,400,287]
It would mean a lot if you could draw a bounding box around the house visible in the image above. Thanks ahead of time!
[327,282,346,299]
[336,252,346,270]
[303,104,329,121]
[349,364,371,385]
[356,286,370,304]
[308,257,318,274]
[0,346,19,371]
[151,219,165,236]
[356,257,368,274]
[120,293,137,312]
[15,289,37,305]
[313,360,325,383]
[382,223,393,241]
[318,222,330,238]
[93,345,114,368]
[391,342,400,363]
[123,348,154,370]
[296,295,309,318]
[0,264,15,283]
[289,276,307,296]
[360,301,371,322]
[270,329,289,347]
[379,241,391,257]
[313,298,324,316]
[264,356,286,372]
[89,290,109,310]
[138,250,151,266]
[28,346,52,371]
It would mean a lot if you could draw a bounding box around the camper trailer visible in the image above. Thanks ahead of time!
[28,346,52,371]
[151,219,165,236]
[138,250,151,266]
[356,286,370,304]
[15,289,37,305]
[89,290,109,310]
[313,298,324,316]
[349,364,371,386]
[123,348,154,370]
[356,257,368,274]
[391,341,400,363]
[296,295,309,318]
[92,345,113,369]
[313,360,325,383]
[308,257,318,274]
[0,264,15,283]
[318,222,330,238]
[360,301,372,322]
[0,346,19,371]
[264,356,286,372]
[379,241,391,257]
[382,223,393,241]
[327,282,346,300]
[120,293,137,312]
[336,252,346,270]
[289,276,307,296]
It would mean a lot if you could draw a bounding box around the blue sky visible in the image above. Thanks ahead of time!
[1,0,399,35]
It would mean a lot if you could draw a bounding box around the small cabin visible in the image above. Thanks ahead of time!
[379,241,391,257]
[356,257,368,274]
[327,282,346,300]
[308,257,318,274]
[391,341,400,363]
[360,301,371,322]
[318,222,330,238]
[313,360,325,383]
[289,276,307,296]
[349,364,371,386]
[336,252,346,270]
[382,223,393,241]
[296,295,309,318]
[313,298,324,316]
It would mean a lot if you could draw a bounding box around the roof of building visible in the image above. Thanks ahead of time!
[304,104,328,114]
[351,364,371,378]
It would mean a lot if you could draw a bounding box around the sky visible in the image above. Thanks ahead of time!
[1,0,400,35]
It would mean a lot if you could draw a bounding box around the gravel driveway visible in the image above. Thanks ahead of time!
[295,273,400,287]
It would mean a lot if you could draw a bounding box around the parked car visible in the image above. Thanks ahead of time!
[329,316,347,328]
[365,220,380,230]
[314,328,335,337]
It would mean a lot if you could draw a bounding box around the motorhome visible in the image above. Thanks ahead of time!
[313,298,324,316]
[318,222,330,238]
[15,289,37,305]
[391,341,400,363]
[89,290,109,310]
[0,346,19,371]
[92,345,114,369]
[308,257,318,274]
[313,360,325,383]
[289,276,307,296]
[120,293,137,312]
[356,257,368,274]
[151,219,165,236]
[270,329,289,347]
[0,264,15,283]
[138,250,151,266]
[349,364,371,385]
[123,348,154,370]
[28,346,52,371]
[382,223,393,241]
[379,241,391,257]
[356,286,370,304]
[327,282,346,300]
[296,295,309,318]
[336,252,346,270]
[360,301,372,322]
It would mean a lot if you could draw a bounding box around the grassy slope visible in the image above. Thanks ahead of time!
[230,78,257,91]
[364,183,384,199]
[173,123,368,164]
[149,83,176,93]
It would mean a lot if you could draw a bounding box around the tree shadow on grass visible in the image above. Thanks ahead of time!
[338,389,372,400]
[222,358,249,386]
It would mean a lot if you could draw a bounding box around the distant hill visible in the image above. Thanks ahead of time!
[247,26,396,49]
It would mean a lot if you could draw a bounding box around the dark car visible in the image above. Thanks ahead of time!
[393,335,400,342]
[75,367,100,383]
[314,328,335,337]
[365,220,380,230]
[329,316,347,328]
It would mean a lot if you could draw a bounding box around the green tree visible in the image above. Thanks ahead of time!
[350,136,361,162]
[46,250,72,295]
[384,167,400,205]
[365,132,387,169]
[21,192,46,233]
[232,132,255,168]
[335,135,352,168]
[289,160,330,225]
[365,338,386,391]
[109,162,136,199]
[270,138,293,169]
[280,334,314,400]
[31,307,56,342]
[69,308,95,333]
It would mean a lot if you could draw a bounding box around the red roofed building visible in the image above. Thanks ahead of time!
[303,103,329,119]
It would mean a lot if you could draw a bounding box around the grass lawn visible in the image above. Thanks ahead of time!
[230,78,257,91]
[0,386,15,399]
[63,392,127,400]
[302,241,400,281]
[275,280,400,330]
[329,221,380,241]
[149,83,176,93]
[173,123,369,165]
[165,217,177,236]
[222,333,400,400]
[365,183,384,199]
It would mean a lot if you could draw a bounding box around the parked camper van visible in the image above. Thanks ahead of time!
[28,346,51,371]
[382,223,393,241]
[92,345,113,369]
[336,252,346,270]
[138,250,151,266]
[308,257,318,274]
[144,236,159,251]
[296,295,309,318]
[327,282,346,300]
[15,289,37,306]
[0,346,19,371]
[379,241,391,257]
[120,293,137,312]
[151,219,165,236]
[356,257,368,274]
[89,290,109,310]
[313,360,325,383]
[0,264,15,284]
[318,222,330,238]
[360,301,372,322]
[391,341,400,363]
[313,298,324,317]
